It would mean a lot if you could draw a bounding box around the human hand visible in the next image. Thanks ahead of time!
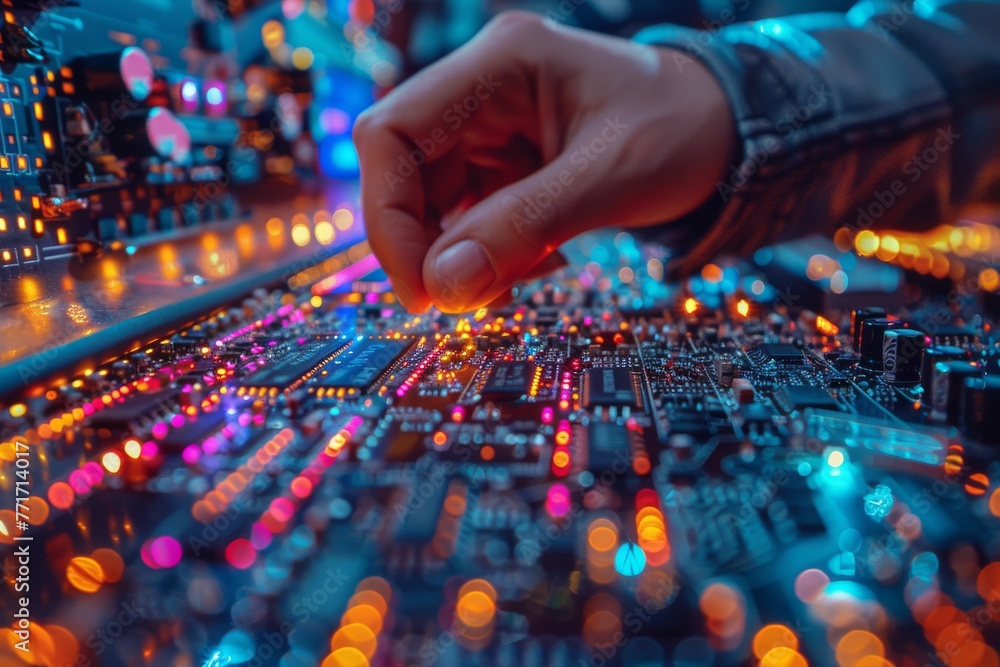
[353,11,736,313]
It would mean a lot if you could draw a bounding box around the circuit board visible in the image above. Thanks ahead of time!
[2,247,1000,667]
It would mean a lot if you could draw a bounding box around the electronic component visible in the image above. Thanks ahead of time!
[582,367,638,408]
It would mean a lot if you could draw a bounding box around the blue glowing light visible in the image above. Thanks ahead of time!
[319,136,360,179]
[615,542,647,577]
[206,86,224,106]
[863,484,894,520]
[910,552,939,582]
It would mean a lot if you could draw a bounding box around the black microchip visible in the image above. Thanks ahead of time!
[761,344,803,362]
[89,388,181,428]
[482,362,533,399]
[588,422,630,472]
[318,339,413,390]
[772,385,841,414]
[583,368,637,408]
[241,337,349,390]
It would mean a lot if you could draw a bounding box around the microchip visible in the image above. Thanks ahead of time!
[772,385,841,414]
[481,362,533,399]
[317,339,413,391]
[761,344,803,362]
[588,422,630,472]
[583,368,637,408]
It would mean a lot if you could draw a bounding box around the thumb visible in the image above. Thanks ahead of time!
[422,158,588,313]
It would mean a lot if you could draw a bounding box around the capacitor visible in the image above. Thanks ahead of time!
[961,376,1000,443]
[851,307,887,351]
[931,360,984,425]
[72,47,155,102]
[882,329,926,385]
[110,107,192,163]
[920,346,970,397]
[859,317,899,370]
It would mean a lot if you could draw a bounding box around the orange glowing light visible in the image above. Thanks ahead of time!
[753,624,799,659]
[456,590,497,629]
[322,647,369,667]
[341,604,383,635]
[66,557,104,593]
[761,647,808,667]
[330,623,377,659]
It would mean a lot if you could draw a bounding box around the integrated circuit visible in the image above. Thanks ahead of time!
[582,368,638,408]
[760,344,803,362]
[772,385,841,414]
[481,361,534,399]
[240,337,349,393]
[316,338,414,392]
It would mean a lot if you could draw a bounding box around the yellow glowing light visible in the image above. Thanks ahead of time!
[291,223,311,247]
[855,230,879,256]
[101,451,122,474]
[684,298,698,315]
[292,47,314,70]
[124,439,142,459]
[310,295,323,308]
[315,221,335,245]
[736,299,750,317]
[9,403,26,418]
[827,450,846,468]
[333,208,354,231]
[261,20,285,49]
[816,315,840,336]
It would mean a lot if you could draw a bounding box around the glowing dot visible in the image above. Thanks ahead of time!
[66,556,104,593]
[761,647,808,667]
[545,484,571,518]
[827,449,846,468]
[684,298,698,314]
[753,624,799,659]
[333,208,354,230]
[341,604,383,635]
[836,630,884,666]
[123,439,142,459]
[291,223,311,246]
[588,525,617,552]
[323,647,369,667]
[292,46,314,69]
[855,230,879,256]
[225,539,257,569]
[48,482,76,510]
[145,536,182,569]
[9,403,27,417]
[751,279,765,295]
[737,299,750,317]
[91,548,125,584]
[456,590,496,628]
[330,623,377,659]
[315,221,335,245]
[101,451,122,474]
[205,85,224,106]
[614,543,646,577]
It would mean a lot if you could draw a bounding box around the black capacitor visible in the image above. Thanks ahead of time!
[883,330,926,385]
[851,307,887,350]
[931,361,984,425]
[920,346,970,397]
[859,318,899,370]
[961,376,1000,443]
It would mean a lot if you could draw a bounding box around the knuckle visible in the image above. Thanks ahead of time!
[351,108,382,145]
[482,10,544,44]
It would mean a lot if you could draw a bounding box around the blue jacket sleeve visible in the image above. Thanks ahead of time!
[634,0,1000,278]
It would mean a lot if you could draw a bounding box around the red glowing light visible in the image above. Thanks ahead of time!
[225,539,257,570]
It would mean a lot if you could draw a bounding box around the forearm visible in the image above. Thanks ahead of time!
[635,0,1000,277]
